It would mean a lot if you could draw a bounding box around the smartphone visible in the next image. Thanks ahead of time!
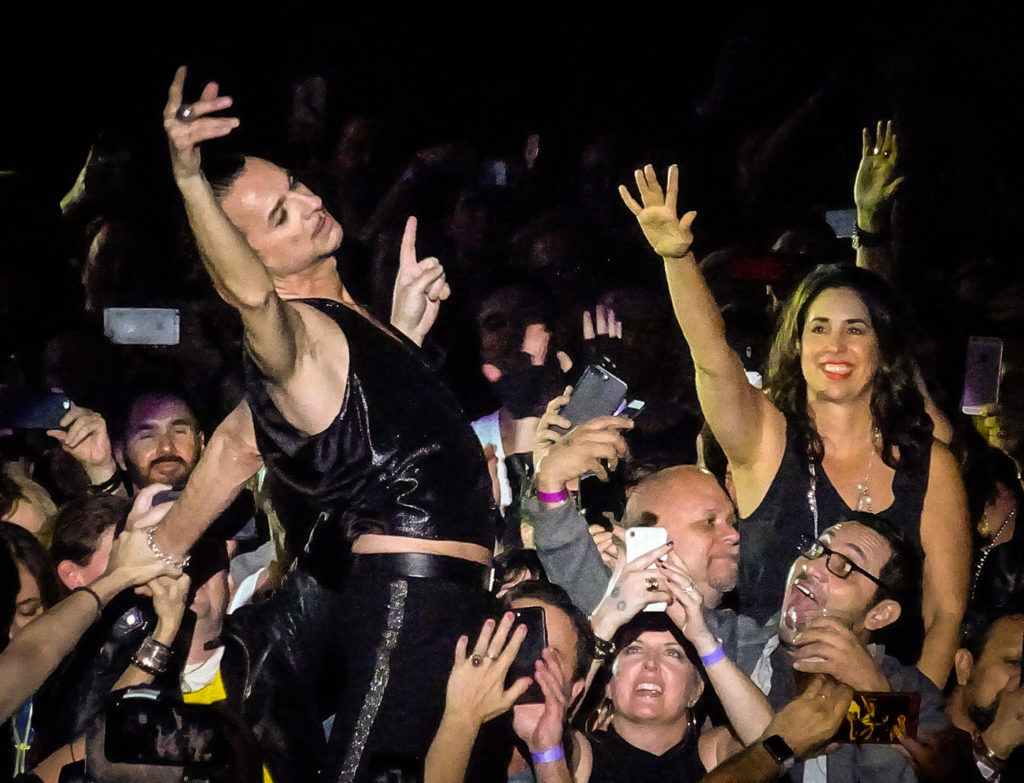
[505,605,548,704]
[824,207,857,239]
[0,389,71,429]
[625,527,669,612]
[552,365,628,434]
[105,688,231,767]
[831,691,920,744]
[103,307,180,345]
[962,336,1004,415]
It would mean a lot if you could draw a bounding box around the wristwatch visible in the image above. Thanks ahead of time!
[761,734,795,771]
[851,223,888,249]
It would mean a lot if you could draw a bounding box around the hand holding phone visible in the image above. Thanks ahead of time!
[626,527,669,612]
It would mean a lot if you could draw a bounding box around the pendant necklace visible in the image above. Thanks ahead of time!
[807,426,881,536]
[972,506,1018,597]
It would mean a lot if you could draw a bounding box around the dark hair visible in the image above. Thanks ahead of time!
[112,388,202,447]
[960,602,1024,660]
[493,547,548,591]
[0,520,66,610]
[764,264,933,469]
[50,495,130,566]
[1,544,17,653]
[838,511,924,660]
[501,580,595,680]
[0,473,19,520]
[964,446,1024,536]
[203,152,249,200]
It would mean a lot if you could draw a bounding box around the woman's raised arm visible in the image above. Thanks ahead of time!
[619,165,781,468]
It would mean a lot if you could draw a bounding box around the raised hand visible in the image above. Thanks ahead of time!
[47,405,117,485]
[619,164,697,259]
[658,552,717,649]
[389,216,451,346]
[764,675,854,759]
[137,573,192,646]
[854,120,905,232]
[535,415,633,491]
[441,613,531,728]
[163,66,239,183]
[582,305,623,372]
[789,616,890,692]
[590,541,674,642]
[513,647,573,754]
[533,387,573,467]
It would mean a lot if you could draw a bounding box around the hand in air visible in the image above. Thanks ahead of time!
[163,65,239,183]
[47,405,117,483]
[854,120,904,230]
[590,541,674,642]
[390,216,450,346]
[619,164,697,259]
[442,613,531,729]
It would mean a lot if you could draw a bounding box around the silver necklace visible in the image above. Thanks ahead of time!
[972,507,1018,597]
[807,427,881,536]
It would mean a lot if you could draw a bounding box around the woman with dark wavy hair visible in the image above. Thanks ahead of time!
[619,165,969,688]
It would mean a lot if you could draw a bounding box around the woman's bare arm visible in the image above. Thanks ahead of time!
[916,441,970,687]
[619,165,781,470]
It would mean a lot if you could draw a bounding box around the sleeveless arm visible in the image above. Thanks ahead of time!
[916,441,970,687]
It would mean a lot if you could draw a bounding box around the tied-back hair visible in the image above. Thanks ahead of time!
[763,264,933,469]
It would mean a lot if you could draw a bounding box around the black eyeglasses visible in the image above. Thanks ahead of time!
[796,535,890,594]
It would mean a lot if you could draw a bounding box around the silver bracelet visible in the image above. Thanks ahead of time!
[146,525,190,569]
[132,636,172,675]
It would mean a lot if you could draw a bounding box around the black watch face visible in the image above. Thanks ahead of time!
[762,734,794,765]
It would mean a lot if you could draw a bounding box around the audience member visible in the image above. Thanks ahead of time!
[620,165,969,687]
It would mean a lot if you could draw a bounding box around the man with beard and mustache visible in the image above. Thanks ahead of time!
[116,392,205,492]
[48,391,204,498]
[946,610,1024,781]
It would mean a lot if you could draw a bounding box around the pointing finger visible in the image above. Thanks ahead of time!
[400,216,419,273]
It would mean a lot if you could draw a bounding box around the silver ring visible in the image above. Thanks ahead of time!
[645,576,659,592]
[175,104,195,122]
[470,654,484,667]
[485,654,498,661]
[682,583,695,594]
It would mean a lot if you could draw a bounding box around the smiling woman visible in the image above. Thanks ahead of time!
[587,614,714,782]
[619,165,970,688]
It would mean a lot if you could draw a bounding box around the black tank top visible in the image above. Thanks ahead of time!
[589,725,706,782]
[244,298,500,562]
[738,423,929,623]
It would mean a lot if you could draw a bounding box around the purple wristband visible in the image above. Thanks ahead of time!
[700,644,727,667]
[530,746,565,764]
[537,487,569,504]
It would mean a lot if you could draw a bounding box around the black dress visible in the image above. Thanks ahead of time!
[738,422,929,623]
[589,725,706,783]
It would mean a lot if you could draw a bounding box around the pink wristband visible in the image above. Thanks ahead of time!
[537,487,570,504]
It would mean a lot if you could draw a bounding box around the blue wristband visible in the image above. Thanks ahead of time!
[530,746,565,764]
[700,644,727,666]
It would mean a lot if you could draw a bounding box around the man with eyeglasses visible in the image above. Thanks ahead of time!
[728,511,951,782]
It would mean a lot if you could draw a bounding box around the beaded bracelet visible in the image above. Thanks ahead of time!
[146,525,190,569]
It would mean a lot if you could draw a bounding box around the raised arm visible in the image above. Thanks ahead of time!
[150,401,263,558]
[619,165,780,468]
[164,66,302,384]
[0,525,179,721]
[853,120,904,281]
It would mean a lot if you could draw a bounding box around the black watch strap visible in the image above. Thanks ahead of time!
[851,223,888,249]
[761,734,795,771]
